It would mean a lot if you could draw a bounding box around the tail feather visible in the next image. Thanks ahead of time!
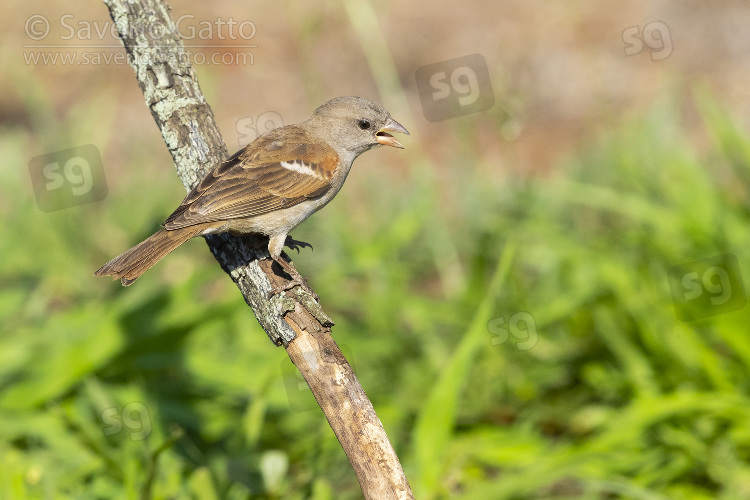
[95,226,206,286]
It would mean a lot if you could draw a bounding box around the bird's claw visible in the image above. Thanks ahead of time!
[284,235,313,254]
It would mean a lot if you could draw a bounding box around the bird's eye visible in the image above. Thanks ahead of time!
[358,119,371,130]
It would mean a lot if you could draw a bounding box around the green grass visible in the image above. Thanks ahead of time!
[3,61,750,499]
[3,84,750,499]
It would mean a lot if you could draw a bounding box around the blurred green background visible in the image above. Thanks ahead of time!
[3,0,750,498]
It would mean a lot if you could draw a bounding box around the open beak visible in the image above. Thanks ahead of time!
[376,117,410,149]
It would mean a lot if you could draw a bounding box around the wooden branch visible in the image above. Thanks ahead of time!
[102,1,414,498]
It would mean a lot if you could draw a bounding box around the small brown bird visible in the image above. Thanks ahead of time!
[94,96,409,292]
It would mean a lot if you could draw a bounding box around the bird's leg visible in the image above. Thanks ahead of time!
[267,234,318,300]
[284,235,313,253]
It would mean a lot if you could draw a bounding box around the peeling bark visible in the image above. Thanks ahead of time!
[102,1,414,498]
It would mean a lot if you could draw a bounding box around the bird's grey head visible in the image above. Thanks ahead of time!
[306,96,409,157]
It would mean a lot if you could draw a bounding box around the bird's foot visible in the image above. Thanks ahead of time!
[267,257,319,302]
[284,235,313,253]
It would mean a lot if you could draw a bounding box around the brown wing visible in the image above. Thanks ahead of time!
[163,126,340,230]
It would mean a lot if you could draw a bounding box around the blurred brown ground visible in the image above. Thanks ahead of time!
[4,0,750,188]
